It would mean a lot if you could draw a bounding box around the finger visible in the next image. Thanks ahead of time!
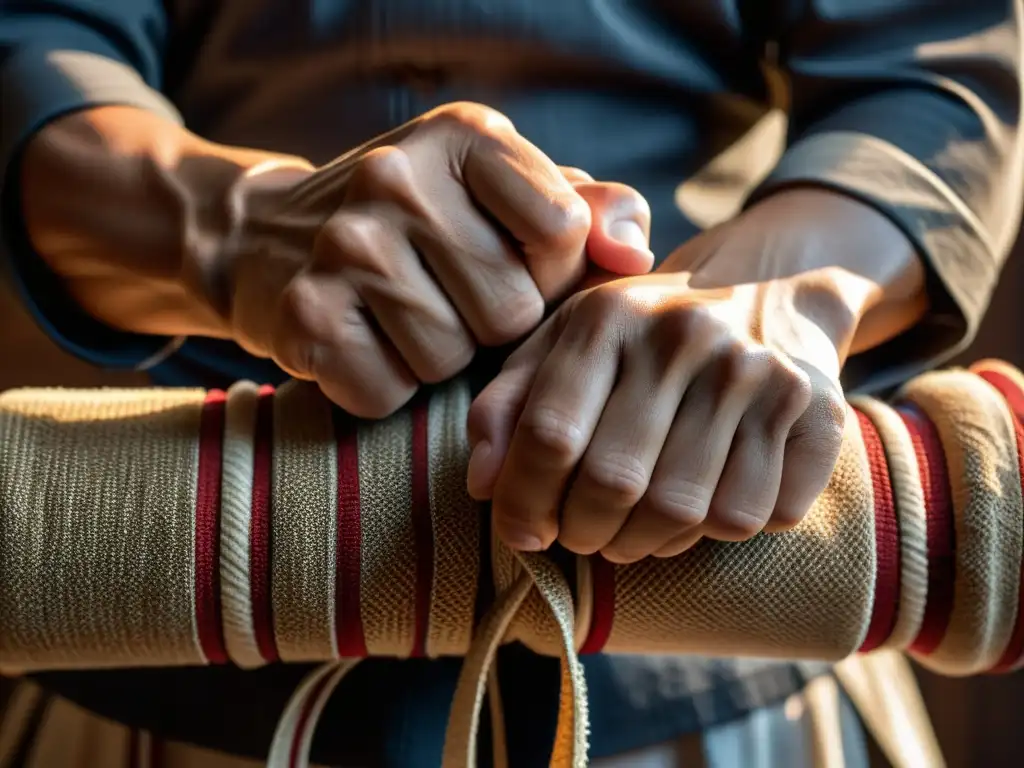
[559,166,595,184]
[622,347,764,558]
[559,338,691,557]
[703,356,810,542]
[270,270,418,419]
[652,528,704,559]
[410,198,546,347]
[490,309,621,551]
[319,208,476,383]
[769,368,846,532]
[345,145,544,347]
[702,416,785,542]
[465,312,564,500]
[573,182,654,277]
[458,126,592,301]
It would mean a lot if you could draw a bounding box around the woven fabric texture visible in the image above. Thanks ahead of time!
[3,362,1024,766]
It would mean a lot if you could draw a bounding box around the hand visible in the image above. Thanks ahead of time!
[209,102,653,417]
[467,188,926,560]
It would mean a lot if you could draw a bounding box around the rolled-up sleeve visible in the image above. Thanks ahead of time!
[750,2,1024,392]
[0,0,184,369]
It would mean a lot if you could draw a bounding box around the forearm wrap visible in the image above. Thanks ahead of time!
[3,360,1023,680]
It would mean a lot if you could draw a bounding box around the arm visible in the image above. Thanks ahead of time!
[469,2,1024,557]
[1,4,654,416]
[0,0,244,367]
[16,107,310,339]
[747,0,1024,391]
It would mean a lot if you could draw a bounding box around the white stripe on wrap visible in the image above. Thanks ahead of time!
[850,397,929,651]
[220,381,264,669]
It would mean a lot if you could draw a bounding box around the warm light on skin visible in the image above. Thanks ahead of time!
[620,276,846,381]
[621,282,678,309]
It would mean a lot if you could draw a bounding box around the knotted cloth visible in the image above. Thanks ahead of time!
[2,360,1024,767]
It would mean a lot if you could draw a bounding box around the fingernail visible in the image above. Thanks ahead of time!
[606,219,648,251]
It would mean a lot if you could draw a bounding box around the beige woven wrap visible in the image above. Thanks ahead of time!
[1,362,1023,767]
[0,388,208,670]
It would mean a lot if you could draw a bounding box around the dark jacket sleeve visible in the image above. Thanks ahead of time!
[0,0,184,369]
[750,2,1024,393]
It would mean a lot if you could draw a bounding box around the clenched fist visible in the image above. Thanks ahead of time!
[468,188,927,561]
[209,103,653,417]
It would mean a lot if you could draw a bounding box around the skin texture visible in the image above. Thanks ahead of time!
[22,103,927,558]
[469,188,928,559]
[21,103,653,418]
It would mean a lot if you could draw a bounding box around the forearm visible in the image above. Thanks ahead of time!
[19,106,312,338]
[748,1,1023,392]
[687,187,928,364]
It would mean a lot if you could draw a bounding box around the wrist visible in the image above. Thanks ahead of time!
[775,267,876,366]
[20,106,313,338]
[696,187,928,359]
[182,156,316,331]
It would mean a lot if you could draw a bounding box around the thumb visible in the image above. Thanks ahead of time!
[575,181,654,276]
[465,309,564,499]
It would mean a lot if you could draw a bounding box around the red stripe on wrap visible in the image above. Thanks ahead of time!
[900,404,956,656]
[976,370,1024,672]
[334,411,367,657]
[976,368,1024,421]
[410,400,433,658]
[251,385,280,663]
[579,555,615,654]
[856,408,900,652]
[196,390,228,664]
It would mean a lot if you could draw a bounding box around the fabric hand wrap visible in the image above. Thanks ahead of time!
[2,360,1024,767]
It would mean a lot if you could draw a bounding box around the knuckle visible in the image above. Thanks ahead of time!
[707,505,770,541]
[428,101,516,136]
[578,453,650,506]
[797,385,847,449]
[318,212,391,270]
[578,284,631,323]
[416,338,476,383]
[350,145,417,195]
[641,482,711,529]
[654,305,708,351]
[819,386,847,433]
[765,356,814,429]
[476,289,545,346]
[719,342,770,391]
[533,193,591,253]
[277,277,327,343]
[519,406,587,463]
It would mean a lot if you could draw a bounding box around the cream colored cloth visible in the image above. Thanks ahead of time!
[902,371,1024,674]
[2,364,1021,767]
[0,388,208,670]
